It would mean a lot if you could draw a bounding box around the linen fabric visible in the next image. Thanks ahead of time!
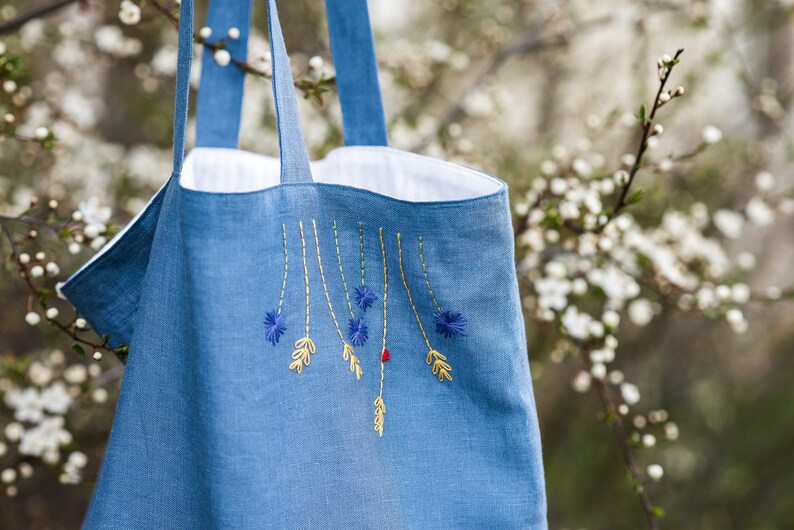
[62,1,547,528]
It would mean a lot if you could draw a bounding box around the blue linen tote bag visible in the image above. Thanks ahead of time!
[61,0,547,527]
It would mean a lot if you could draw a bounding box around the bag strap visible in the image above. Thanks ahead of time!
[195,0,388,149]
[195,0,252,149]
[325,0,388,146]
[172,0,314,184]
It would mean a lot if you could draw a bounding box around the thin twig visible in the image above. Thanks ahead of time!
[0,0,81,35]
[590,370,660,530]
[147,0,335,92]
[612,49,684,218]
[0,217,117,356]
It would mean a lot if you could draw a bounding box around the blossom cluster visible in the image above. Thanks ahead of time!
[0,350,111,496]
[514,90,794,485]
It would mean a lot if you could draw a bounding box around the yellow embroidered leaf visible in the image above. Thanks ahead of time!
[294,336,316,353]
[436,367,452,382]
[290,336,315,373]
[289,359,304,374]
[341,344,362,380]
[373,396,386,437]
[427,350,452,382]
[353,358,363,380]
[342,342,354,361]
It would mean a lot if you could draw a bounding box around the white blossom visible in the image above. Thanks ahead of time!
[25,312,41,326]
[713,209,744,239]
[63,364,88,385]
[572,371,592,393]
[18,417,72,457]
[702,125,722,144]
[665,422,680,440]
[41,382,73,415]
[78,196,111,238]
[535,277,571,311]
[5,388,45,423]
[647,464,664,481]
[213,49,231,67]
[561,306,593,339]
[620,382,641,405]
[28,362,53,386]
[746,197,774,226]
[754,171,775,191]
[4,423,24,442]
[119,1,141,25]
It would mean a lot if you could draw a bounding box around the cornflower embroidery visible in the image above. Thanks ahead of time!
[333,220,372,346]
[374,227,389,437]
[397,233,452,382]
[313,220,362,380]
[419,236,468,339]
[264,224,289,345]
[290,221,315,373]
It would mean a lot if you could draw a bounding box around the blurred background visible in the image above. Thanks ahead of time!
[0,0,793,528]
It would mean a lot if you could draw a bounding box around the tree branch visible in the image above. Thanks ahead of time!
[0,0,82,35]
[590,370,660,530]
[611,49,684,219]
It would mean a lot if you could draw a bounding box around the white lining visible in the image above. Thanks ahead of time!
[179,146,503,201]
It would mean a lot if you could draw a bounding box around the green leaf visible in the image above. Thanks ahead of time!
[71,344,86,356]
[627,189,645,205]
[636,104,650,126]
[114,344,130,365]
[652,506,666,518]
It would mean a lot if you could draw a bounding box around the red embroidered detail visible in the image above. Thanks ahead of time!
[381,348,390,362]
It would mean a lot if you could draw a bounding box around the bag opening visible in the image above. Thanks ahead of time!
[179,146,504,202]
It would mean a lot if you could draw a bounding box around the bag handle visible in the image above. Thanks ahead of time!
[194,0,252,149]
[172,0,313,184]
[323,0,389,146]
[195,0,388,149]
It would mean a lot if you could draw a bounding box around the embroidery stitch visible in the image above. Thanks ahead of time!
[374,227,388,436]
[418,236,468,338]
[333,220,371,346]
[397,233,452,382]
[354,222,377,310]
[290,221,315,373]
[333,220,356,317]
[264,223,289,345]
[312,220,362,380]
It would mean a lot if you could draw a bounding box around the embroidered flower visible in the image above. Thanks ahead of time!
[433,310,468,338]
[354,285,377,311]
[347,316,369,346]
[264,310,286,345]
[381,348,390,362]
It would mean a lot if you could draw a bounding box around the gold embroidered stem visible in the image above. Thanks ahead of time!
[397,233,452,382]
[290,221,315,374]
[374,227,388,436]
[312,220,362,380]
[277,223,289,315]
[360,222,366,287]
[332,220,356,318]
[418,236,443,314]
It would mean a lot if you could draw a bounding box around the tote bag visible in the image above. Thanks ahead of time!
[61,0,547,527]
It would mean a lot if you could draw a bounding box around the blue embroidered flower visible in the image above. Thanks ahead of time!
[354,284,377,311]
[264,310,286,345]
[433,310,467,338]
[347,316,369,346]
